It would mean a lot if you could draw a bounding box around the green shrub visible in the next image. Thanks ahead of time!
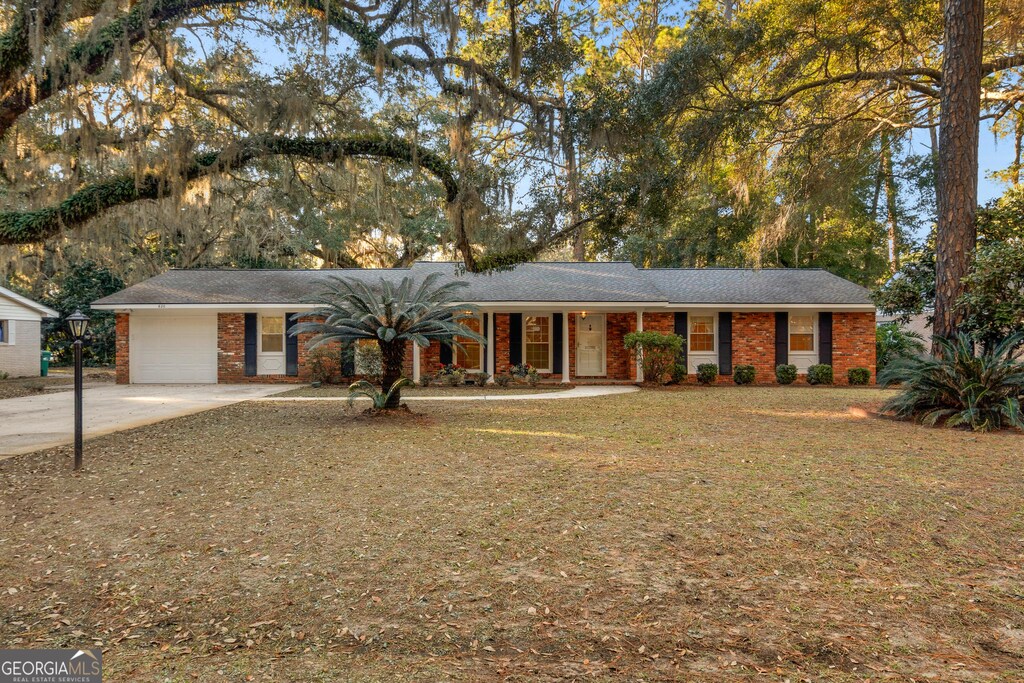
[471,372,490,387]
[876,322,926,374]
[306,346,340,384]
[848,367,871,385]
[418,375,432,388]
[733,364,756,385]
[494,373,513,387]
[0,371,8,381]
[355,343,383,382]
[623,331,684,384]
[807,364,834,385]
[670,362,687,384]
[880,332,1024,431]
[775,364,797,385]
[696,363,718,385]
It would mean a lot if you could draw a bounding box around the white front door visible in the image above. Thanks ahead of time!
[575,314,606,376]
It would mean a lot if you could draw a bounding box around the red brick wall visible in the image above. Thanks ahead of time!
[731,312,775,383]
[115,313,130,384]
[833,312,876,385]
[217,313,247,382]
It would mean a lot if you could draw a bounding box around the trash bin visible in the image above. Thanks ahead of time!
[40,350,51,377]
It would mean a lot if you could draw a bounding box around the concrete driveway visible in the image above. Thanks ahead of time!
[0,384,287,458]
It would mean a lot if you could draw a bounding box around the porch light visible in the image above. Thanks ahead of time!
[580,311,588,319]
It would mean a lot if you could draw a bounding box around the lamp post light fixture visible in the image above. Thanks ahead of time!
[66,310,90,471]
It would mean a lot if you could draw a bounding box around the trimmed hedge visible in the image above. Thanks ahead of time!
[775,364,797,385]
[848,367,871,385]
[733,364,756,385]
[807,364,834,385]
[696,363,718,385]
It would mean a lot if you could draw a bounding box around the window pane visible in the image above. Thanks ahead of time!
[524,316,549,343]
[790,315,814,351]
[456,341,482,370]
[0,320,7,343]
[455,315,482,369]
[526,344,549,369]
[690,316,714,352]
[261,316,284,353]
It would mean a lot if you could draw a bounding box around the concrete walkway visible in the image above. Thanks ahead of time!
[0,384,287,458]
[259,385,639,402]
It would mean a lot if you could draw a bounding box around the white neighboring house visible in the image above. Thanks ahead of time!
[0,286,58,378]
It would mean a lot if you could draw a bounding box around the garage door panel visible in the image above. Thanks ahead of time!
[131,315,217,383]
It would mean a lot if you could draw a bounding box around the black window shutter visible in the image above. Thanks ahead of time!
[285,312,298,376]
[718,312,733,375]
[775,312,789,367]
[440,340,453,365]
[509,313,523,365]
[819,312,833,366]
[674,312,688,370]
[341,342,355,376]
[244,313,257,377]
[552,313,563,374]
[483,313,490,372]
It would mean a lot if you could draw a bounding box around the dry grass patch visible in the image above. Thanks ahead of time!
[1,388,1023,681]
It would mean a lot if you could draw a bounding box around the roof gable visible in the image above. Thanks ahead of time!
[0,285,59,317]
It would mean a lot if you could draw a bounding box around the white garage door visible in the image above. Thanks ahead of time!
[130,315,217,383]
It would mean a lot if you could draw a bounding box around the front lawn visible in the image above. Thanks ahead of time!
[1,388,1021,681]
[280,383,569,397]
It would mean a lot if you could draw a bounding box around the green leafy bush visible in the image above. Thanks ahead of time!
[733,364,756,385]
[471,372,490,387]
[848,367,871,385]
[880,332,1024,431]
[418,375,432,388]
[876,322,925,373]
[775,364,797,385]
[696,363,718,385]
[807,364,833,385]
[355,343,383,382]
[494,373,513,387]
[623,331,684,384]
[306,346,340,384]
[670,362,687,384]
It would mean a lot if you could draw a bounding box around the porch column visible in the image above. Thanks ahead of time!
[486,310,496,382]
[412,342,421,383]
[635,309,644,383]
[561,310,571,383]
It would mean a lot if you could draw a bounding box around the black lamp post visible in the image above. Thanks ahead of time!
[66,310,89,471]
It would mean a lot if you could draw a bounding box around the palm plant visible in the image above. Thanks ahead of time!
[879,332,1024,432]
[291,273,484,409]
[347,378,415,410]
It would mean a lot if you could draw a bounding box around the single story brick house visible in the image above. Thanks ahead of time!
[91,262,876,385]
[0,286,58,378]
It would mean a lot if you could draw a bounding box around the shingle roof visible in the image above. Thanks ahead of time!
[643,268,873,305]
[92,262,874,307]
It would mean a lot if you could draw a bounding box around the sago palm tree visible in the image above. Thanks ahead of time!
[291,272,484,409]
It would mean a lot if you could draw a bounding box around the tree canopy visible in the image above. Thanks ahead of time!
[1,0,1022,324]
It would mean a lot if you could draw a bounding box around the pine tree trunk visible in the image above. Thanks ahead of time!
[880,135,901,273]
[380,340,406,409]
[934,0,984,351]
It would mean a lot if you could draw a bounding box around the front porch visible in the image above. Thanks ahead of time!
[412,309,669,384]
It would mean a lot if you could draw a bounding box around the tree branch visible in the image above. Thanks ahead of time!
[0,134,459,245]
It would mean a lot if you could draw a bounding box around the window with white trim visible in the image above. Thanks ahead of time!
[523,315,551,371]
[0,320,10,344]
[454,313,483,370]
[689,315,715,352]
[260,315,284,353]
[789,314,815,352]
